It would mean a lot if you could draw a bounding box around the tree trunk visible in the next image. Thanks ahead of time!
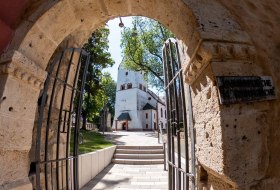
[82,113,87,130]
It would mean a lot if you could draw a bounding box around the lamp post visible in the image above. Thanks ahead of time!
[119,17,124,28]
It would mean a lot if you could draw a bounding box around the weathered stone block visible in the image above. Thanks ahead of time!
[0,149,30,184]
[18,24,58,69]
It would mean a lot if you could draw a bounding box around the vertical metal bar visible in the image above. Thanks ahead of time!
[63,110,67,133]
[167,48,175,190]
[163,43,172,190]
[73,51,90,190]
[186,84,196,190]
[51,162,54,190]
[56,48,75,190]
[163,142,167,171]
[175,41,189,189]
[168,40,181,190]
[45,51,65,190]
[70,158,73,190]
[66,50,83,190]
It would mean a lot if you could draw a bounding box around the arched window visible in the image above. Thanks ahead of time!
[120,84,125,90]
[139,84,142,90]
[127,83,132,89]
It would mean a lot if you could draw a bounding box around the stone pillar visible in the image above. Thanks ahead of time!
[181,40,272,189]
[0,51,46,189]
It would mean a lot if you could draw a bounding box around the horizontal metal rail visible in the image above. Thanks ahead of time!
[167,161,195,178]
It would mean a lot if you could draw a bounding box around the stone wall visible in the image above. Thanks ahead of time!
[178,37,275,189]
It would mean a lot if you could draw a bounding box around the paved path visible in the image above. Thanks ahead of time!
[81,164,168,190]
[104,131,161,146]
[81,131,168,190]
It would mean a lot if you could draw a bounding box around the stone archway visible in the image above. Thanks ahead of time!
[0,0,279,189]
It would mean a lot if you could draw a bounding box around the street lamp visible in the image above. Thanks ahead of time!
[119,17,124,28]
[119,17,138,37]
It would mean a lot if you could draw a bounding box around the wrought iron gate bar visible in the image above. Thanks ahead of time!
[49,76,82,93]
[162,38,195,190]
[164,68,183,90]
[167,161,194,178]
[35,48,90,190]
[56,48,75,190]
[39,156,75,164]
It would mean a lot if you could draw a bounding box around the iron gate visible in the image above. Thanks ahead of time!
[162,38,196,190]
[35,48,90,190]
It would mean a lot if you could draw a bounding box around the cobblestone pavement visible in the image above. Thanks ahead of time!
[81,164,168,190]
[81,131,168,190]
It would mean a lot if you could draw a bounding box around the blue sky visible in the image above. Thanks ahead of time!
[103,17,133,81]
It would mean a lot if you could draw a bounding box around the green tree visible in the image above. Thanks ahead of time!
[80,26,114,129]
[101,72,116,117]
[121,17,175,91]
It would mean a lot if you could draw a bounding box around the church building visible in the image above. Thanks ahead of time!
[113,64,167,131]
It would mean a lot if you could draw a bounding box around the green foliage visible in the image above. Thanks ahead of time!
[80,26,115,124]
[121,17,175,91]
[70,129,113,154]
[101,72,116,117]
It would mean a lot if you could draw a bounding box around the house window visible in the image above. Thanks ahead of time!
[120,84,125,90]
[154,122,157,130]
[139,84,142,90]
[146,113,148,119]
[161,108,163,117]
[143,86,146,91]
[165,110,166,118]
[125,71,128,75]
[154,113,156,119]
[146,124,148,129]
[127,83,132,89]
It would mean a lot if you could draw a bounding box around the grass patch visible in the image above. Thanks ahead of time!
[70,129,113,154]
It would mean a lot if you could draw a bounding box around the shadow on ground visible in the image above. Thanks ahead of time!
[81,164,130,190]
[104,133,127,145]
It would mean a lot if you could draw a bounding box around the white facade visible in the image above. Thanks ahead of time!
[113,65,167,131]
[157,98,167,130]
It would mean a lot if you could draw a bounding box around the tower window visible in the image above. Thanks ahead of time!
[146,124,148,129]
[139,84,143,90]
[127,83,132,89]
[125,72,128,75]
[148,97,151,100]
[120,84,125,90]
[161,108,163,117]
[143,86,146,91]
[146,113,148,119]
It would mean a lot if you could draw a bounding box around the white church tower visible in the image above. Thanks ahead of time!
[113,63,167,131]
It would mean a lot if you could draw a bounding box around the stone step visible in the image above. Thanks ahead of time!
[117,145,163,150]
[112,158,164,165]
[114,153,164,159]
[116,149,164,154]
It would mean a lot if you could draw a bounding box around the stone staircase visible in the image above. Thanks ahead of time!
[112,145,164,165]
